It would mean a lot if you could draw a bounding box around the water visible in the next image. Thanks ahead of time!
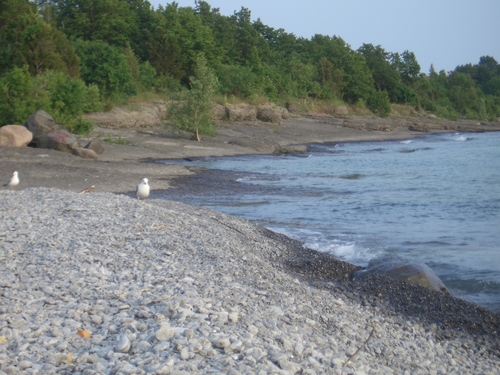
[159,132,500,311]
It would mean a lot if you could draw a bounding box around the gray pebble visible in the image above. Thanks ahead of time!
[0,188,497,375]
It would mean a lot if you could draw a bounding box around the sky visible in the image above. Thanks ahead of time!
[148,0,500,74]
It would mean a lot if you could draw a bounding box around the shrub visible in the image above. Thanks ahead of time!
[0,65,99,134]
[167,55,218,141]
[216,64,257,98]
[139,61,157,91]
[0,65,50,125]
[74,39,136,99]
[367,90,391,117]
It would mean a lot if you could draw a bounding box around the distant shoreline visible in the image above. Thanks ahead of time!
[2,111,500,196]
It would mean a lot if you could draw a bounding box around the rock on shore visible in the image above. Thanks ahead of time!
[0,188,498,374]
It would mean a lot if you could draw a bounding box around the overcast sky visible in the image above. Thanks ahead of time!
[148,0,500,74]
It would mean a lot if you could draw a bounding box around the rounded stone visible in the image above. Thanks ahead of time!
[115,334,131,353]
[180,347,189,360]
[156,326,175,341]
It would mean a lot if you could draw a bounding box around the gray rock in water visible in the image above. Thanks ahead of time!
[353,255,449,293]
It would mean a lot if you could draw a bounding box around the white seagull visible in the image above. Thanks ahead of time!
[136,178,150,200]
[5,171,19,189]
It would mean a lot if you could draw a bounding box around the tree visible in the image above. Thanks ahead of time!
[391,50,421,86]
[167,55,218,142]
[0,0,80,76]
[342,51,375,103]
[52,0,138,47]
[73,39,136,99]
[367,90,391,117]
[358,43,400,101]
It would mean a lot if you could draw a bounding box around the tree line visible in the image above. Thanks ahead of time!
[1,0,499,133]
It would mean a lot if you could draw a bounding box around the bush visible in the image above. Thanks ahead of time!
[367,90,391,117]
[167,55,218,141]
[65,118,94,135]
[74,39,136,99]
[0,65,100,134]
[0,65,50,125]
[139,61,157,91]
[216,64,258,98]
[82,84,104,113]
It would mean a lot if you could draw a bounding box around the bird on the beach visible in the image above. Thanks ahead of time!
[136,178,150,200]
[79,185,95,194]
[4,171,19,189]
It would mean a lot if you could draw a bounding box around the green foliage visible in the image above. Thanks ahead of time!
[367,90,391,117]
[0,65,47,124]
[0,65,100,133]
[1,0,499,122]
[216,64,258,97]
[65,118,94,135]
[0,0,80,76]
[342,52,375,103]
[82,84,104,113]
[391,50,421,86]
[167,55,219,141]
[53,0,138,47]
[74,39,136,99]
[139,61,157,91]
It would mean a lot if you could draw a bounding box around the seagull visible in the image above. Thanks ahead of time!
[136,178,150,200]
[4,171,19,189]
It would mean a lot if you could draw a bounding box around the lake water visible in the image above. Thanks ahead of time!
[159,131,500,312]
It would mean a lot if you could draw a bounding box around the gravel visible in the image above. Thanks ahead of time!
[1,188,499,374]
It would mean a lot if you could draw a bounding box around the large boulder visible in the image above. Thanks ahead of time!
[256,105,289,124]
[37,129,78,153]
[334,106,349,118]
[213,104,227,120]
[225,105,257,122]
[0,125,33,147]
[353,255,449,294]
[24,110,57,138]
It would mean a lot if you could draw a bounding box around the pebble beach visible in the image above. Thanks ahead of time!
[1,188,499,374]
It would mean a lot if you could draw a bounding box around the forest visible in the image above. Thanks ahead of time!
[1,0,499,133]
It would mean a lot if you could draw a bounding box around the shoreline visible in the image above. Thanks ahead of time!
[1,114,500,371]
[3,113,500,195]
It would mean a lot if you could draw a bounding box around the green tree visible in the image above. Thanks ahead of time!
[52,0,138,47]
[145,3,218,85]
[391,50,421,86]
[342,51,375,103]
[318,57,344,99]
[0,0,80,76]
[0,65,101,130]
[367,90,391,117]
[74,39,136,99]
[358,43,401,102]
[167,55,219,142]
[447,71,483,118]
[216,64,258,98]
